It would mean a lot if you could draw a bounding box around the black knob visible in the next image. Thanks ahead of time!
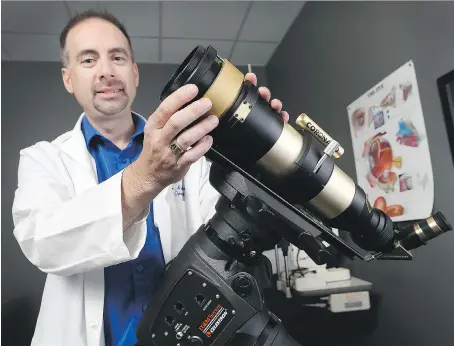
[189,336,203,344]
[232,274,253,297]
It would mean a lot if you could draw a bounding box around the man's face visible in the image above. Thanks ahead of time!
[61,18,139,119]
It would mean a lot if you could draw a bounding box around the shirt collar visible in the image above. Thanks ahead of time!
[81,112,145,148]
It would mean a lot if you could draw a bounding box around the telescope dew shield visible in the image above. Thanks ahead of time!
[160,45,396,251]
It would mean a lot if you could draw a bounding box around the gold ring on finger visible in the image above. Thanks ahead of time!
[169,138,185,156]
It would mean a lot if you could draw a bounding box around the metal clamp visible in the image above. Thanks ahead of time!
[233,100,252,122]
[313,140,340,174]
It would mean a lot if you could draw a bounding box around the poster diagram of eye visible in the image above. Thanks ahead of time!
[347,60,434,222]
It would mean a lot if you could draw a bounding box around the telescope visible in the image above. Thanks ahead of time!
[136,45,452,346]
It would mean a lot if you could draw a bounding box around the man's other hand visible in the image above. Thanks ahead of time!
[244,72,290,123]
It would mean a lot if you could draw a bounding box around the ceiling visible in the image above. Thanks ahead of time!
[1,1,305,66]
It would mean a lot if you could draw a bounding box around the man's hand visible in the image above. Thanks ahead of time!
[135,84,218,190]
[244,73,290,123]
[122,84,218,230]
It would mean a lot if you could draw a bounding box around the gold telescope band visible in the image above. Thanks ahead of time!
[202,59,244,118]
[295,113,344,159]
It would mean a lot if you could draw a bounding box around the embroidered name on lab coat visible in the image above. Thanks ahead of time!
[172,184,185,198]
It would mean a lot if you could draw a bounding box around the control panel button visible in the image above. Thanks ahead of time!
[189,336,203,344]
[232,275,253,297]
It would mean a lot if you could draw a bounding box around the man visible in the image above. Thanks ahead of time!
[12,10,289,346]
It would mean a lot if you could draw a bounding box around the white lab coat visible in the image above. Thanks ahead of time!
[12,113,220,346]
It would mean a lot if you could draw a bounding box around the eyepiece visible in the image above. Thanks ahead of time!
[398,212,452,250]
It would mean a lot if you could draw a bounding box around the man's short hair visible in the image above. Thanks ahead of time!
[59,10,134,67]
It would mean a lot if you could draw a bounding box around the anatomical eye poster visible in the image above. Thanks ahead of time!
[347,60,434,222]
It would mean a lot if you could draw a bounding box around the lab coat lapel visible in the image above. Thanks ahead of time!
[60,114,99,193]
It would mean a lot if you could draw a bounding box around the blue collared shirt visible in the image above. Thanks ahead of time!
[81,113,165,346]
